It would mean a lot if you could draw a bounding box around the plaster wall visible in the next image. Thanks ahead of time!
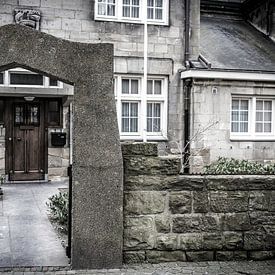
[190,80,275,173]
[0,0,190,148]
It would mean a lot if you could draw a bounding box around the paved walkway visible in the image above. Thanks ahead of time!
[0,182,69,267]
[0,261,274,274]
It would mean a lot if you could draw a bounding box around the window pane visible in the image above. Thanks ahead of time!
[240,111,248,121]
[132,6,139,17]
[122,118,129,132]
[10,73,43,85]
[147,7,154,19]
[147,118,152,132]
[147,0,154,7]
[0,73,3,84]
[231,111,238,121]
[49,78,58,86]
[154,103,161,117]
[123,0,130,3]
[147,103,153,117]
[98,3,106,15]
[256,123,263,132]
[232,100,239,110]
[131,79,138,94]
[264,101,272,110]
[264,112,272,122]
[256,100,263,110]
[155,8,162,19]
[147,80,153,94]
[231,122,239,132]
[240,122,248,132]
[154,80,162,94]
[256,111,263,121]
[240,100,248,110]
[122,79,129,94]
[131,118,138,132]
[264,123,271,132]
[123,6,130,17]
[130,103,138,116]
[133,0,139,5]
[156,0,163,7]
[122,102,129,116]
[153,118,160,131]
[107,4,115,15]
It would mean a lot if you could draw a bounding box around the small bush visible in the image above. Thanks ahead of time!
[46,192,68,233]
[204,157,275,175]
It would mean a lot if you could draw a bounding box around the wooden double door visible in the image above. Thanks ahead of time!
[5,99,47,181]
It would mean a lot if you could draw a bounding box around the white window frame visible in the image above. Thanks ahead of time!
[230,96,275,141]
[94,0,169,25]
[0,68,63,89]
[114,74,168,140]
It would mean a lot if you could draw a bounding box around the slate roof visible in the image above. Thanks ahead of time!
[200,15,275,72]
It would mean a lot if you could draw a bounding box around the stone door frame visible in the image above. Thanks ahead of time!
[0,24,123,269]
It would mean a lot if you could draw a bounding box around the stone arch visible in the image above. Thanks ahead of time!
[0,24,123,269]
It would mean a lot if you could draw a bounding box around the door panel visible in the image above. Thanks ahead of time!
[7,100,46,181]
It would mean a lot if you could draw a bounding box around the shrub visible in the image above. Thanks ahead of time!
[46,191,68,233]
[204,157,275,175]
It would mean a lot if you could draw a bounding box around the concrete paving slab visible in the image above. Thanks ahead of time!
[0,182,69,267]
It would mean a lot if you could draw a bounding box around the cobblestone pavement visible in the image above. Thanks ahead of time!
[0,261,274,275]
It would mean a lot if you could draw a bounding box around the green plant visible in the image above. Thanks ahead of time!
[46,192,68,233]
[204,157,275,175]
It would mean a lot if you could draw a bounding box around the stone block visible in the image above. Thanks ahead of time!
[48,155,62,168]
[210,191,248,213]
[124,156,181,176]
[244,231,267,250]
[222,213,251,231]
[193,191,209,213]
[168,176,205,191]
[249,191,270,211]
[173,214,221,233]
[124,191,166,215]
[41,0,62,8]
[124,217,155,250]
[169,191,192,214]
[249,250,275,260]
[123,251,146,264]
[179,234,203,250]
[202,233,223,250]
[121,142,158,156]
[223,232,243,250]
[216,251,247,261]
[269,191,275,211]
[62,18,82,31]
[124,175,178,191]
[250,211,275,225]
[156,234,178,250]
[146,250,186,264]
[155,215,171,233]
[19,0,40,6]
[186,251,214,261]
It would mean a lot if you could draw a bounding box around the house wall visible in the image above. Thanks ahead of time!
[122,143,275,263]
[189,79,275,173]
[0,0,199,161]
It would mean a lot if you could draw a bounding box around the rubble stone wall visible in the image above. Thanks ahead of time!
[122,143,275,263]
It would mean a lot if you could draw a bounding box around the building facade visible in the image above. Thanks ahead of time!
[0,0,275,181]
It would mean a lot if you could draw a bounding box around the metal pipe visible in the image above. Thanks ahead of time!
[184,0,191,62]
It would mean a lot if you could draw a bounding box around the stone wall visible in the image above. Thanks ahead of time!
[122,143,275,263]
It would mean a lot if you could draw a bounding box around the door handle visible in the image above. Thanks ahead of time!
[8,137,12,141]
[17,137,22,141]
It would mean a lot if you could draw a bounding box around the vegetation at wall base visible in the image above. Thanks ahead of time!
[204,157,275,175]
[46,191,68,234]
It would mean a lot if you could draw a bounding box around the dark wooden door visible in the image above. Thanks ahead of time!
[7,100,46,181]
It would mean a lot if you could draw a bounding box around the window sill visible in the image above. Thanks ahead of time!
[230,135,275,141]
[94,17,169,26]
[120,135,168,141]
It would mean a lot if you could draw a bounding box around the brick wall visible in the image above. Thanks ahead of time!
[122,143,275,263]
